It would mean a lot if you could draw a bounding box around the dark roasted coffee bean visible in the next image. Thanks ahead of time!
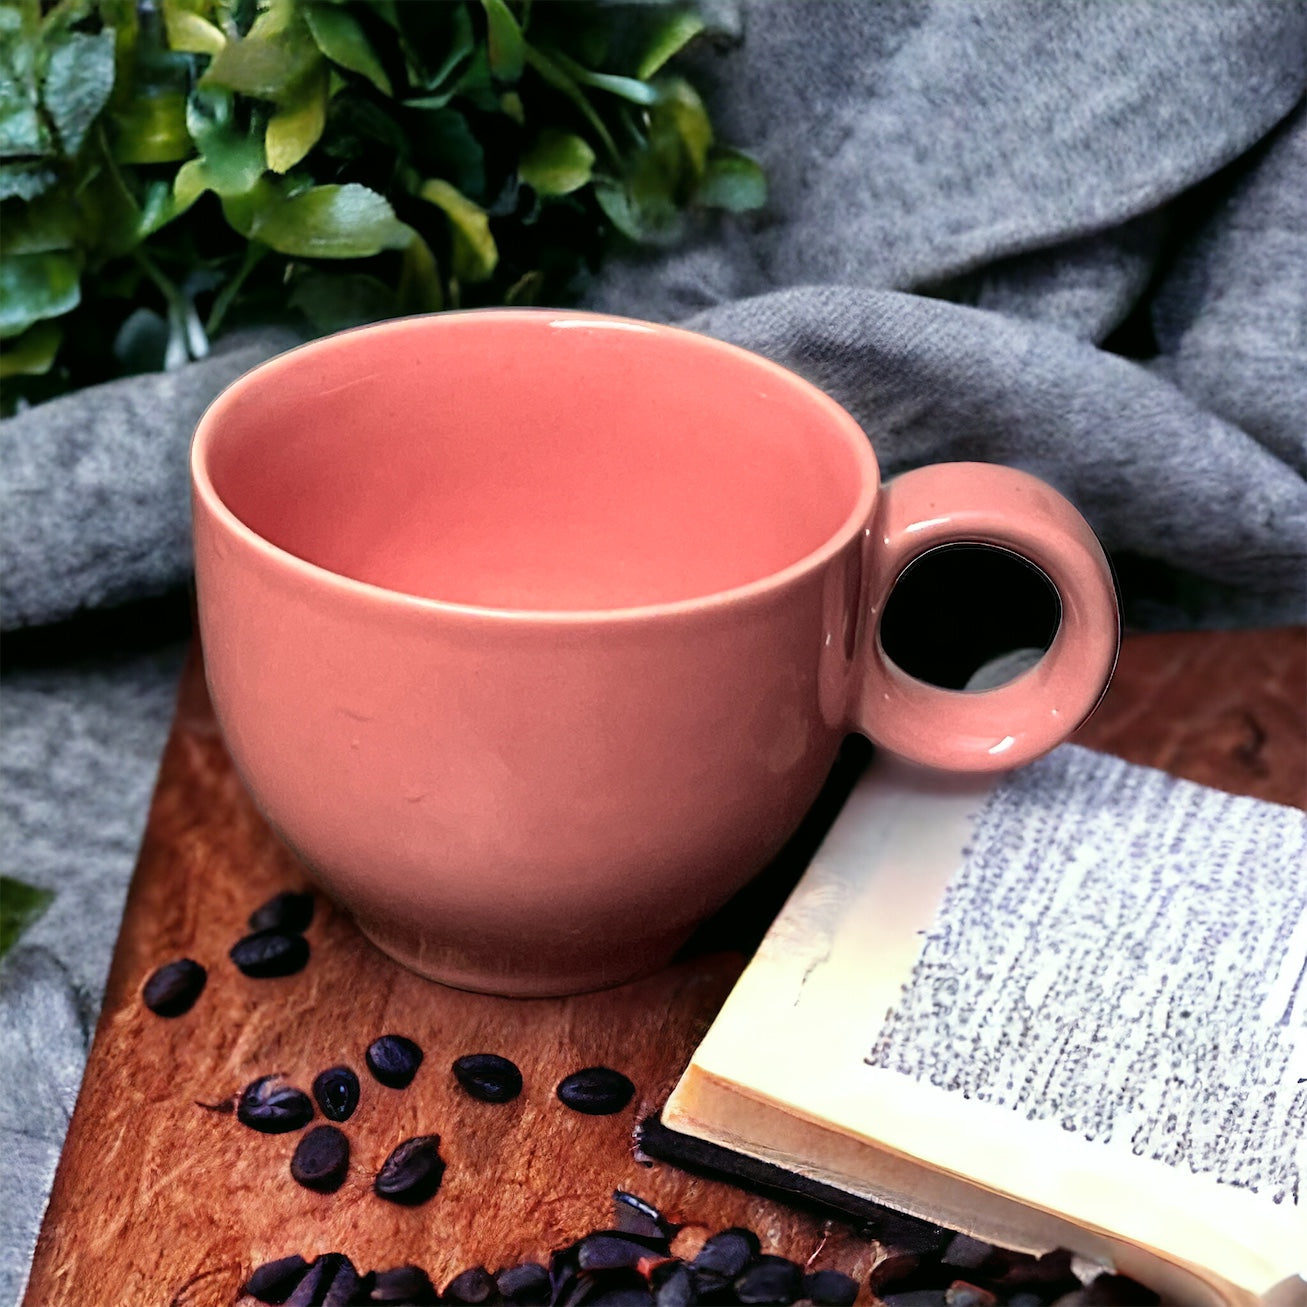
[374,1133,444,1204]
[882,1293,950,1307]
[689,1269,731,1305]
[497,1263,550,1304]
[142,958,206,1017]
[366,1034,424,1088]
[694,1229,759,1279]
[1083,1274,1159,1306]
[230,930,310,978]
[321,1255,361,1307]
[312,1065,360,1122]
[735,1256,802,1306]
[944,1283,996,1307]
[249,890,315,935]
[445,1266,499,1303]
[290,1124,350,1193]
[940,1235,994,1273]
[589,1288,654,1307]
[653,1264,695,1307]
[285,1254,354,1307]
[803,1271,858,1307]
[578,1235,655,1272]
[549,1241,582,1303]
[994,1249,1078,1298]
[612,1191,667,1241]
[555,1067,635,1115]
[237,1075,314,1133]
[453,1053,523,1103]
[244,1253,311,1303]
[371,1263,438,1304]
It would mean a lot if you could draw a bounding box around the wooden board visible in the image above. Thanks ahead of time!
[24,628,1306,1307]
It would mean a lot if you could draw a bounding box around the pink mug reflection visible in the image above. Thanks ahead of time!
[191,311,1117,996]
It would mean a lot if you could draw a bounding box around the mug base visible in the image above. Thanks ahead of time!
[353,917,694,999]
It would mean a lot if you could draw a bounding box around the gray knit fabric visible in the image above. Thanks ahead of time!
[3,3,1305,1299]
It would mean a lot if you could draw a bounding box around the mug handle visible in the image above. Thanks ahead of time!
[852,462,1120,772]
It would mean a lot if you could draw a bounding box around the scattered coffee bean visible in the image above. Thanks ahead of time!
[590,1286,654,1307]
[941,1235,995,1273]
[312,1065,360,1122]
[373,1133,445,1204]
[453,1052,523,1103]
[694,1229,759,1280]
[244,1253,310,1303]
[290,1124,350,1193]
[444,1266,499,1303]
[653,1263,696,1307]
[612,1191,668,1241]
[249,890,315,935]
[882,1292,950,1307]
[230,930,310,978]
[371,1263,438,1304]
[496,1262,550,1304]
[578,1234,657,1272]
[142,958,206,1017]
[556,1067,635,1115]
[237,1075,314,1134]
[803,1270,859,1306]
[366,1034,424,1088]
[994,1248,1078,1298]
[284,1253,358,1307]
[734,1255,802,1305]
[944,1283,996,1307]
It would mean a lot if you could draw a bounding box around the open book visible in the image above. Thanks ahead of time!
[661,747,1307,1307]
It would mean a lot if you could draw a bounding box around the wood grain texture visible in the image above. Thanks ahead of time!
[25,628,1306,1307]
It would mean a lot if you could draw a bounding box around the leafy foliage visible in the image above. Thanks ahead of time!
[0,0,764,407]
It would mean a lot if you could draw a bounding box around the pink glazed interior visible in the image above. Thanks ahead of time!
[203,313,873,611]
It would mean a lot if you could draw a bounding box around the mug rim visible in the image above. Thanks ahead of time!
[190,308,880,625]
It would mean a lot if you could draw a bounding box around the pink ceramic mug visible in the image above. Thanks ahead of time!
[191,310,1117,996]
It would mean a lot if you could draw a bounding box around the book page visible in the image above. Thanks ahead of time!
[674,746,1307,1297]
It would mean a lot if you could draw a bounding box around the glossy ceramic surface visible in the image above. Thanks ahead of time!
[191,310,1118,995]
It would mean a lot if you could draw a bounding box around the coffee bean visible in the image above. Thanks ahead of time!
[549,1242,582,1302]
[374,1134,444,1204]
[230,930,310,978]
[882,1293,949,1307]
[611,1191,668,1241]
[941,1235,995,1273]
[653,1264,696,1307]
[142,958,206,1017]
[290,1124,350,1193]
[453,1053,523,1103]
[366,1034,424,1088]
[249,890,315,935]
[312,1065,360,1122]
[444,1266,499,1303]
[1083,1274,1159,1306]
[735,1257,802,1305]
[244,1253,310,1303]
[803,1271,858,1306]
[496,1263,550,1304]
[578,1235,655,1272]
[589,1287,654,1307]
[237,1075,314,1133]
[283,1253,358,1307]
[694,1229,759,1279]
[556,1067,635,1115]
[321,1255,361,1307]
[371,1264,438,1304]
[944,1283,996,1307]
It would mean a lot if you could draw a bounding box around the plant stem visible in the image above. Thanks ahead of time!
[205,241,267,337]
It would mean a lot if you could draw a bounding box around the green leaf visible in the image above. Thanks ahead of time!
[400,1,473,93]
[546,48,658,106]
[0,250,80,338]
[396,232,442,313]
[289,269,397,333]
[174,86,265,207]
[479,0,525,82]
[0,4,50,159]
[636,10,705,79]
[519,128,593,196]
[0,876,54,959]
[522,44,616,164]
[304,4,392,95]
[201,21,321,100]
[1,187,79,253]
[0,161,58,201]
[652,75,711,181]
[265,63,328,172]
[110,90,192,164]
[42,29,116,157]
[419,177,497,282]
[411,106,485,199]
[696,148,766,212]
[0,319,61,378]
[223,179,413,258]
[162,1,227,57]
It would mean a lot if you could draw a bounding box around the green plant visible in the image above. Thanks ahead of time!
[0,0,765,408]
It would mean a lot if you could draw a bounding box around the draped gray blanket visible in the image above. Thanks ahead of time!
[3,3,1304,1299]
